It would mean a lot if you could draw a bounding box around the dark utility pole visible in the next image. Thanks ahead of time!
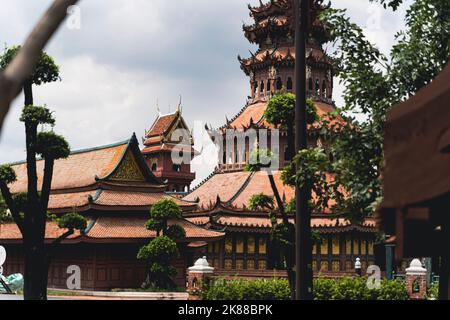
[294,0,313,300]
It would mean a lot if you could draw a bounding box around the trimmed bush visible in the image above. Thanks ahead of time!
[203,278,291,301]
[203,277,409,301]
[314,277,409,301]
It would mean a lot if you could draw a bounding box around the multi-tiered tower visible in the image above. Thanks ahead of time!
[184,0,377,276]
[239,0,333,104]
[209,0,337,172]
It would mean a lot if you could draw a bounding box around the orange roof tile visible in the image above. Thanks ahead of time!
[146,113,177,138]
[215,215,376,231]
[223,100,344,131]
[0,221,82,241]
[9,142,128,193]
[228,102,267,129]
[48,191,95,210]
[86,217,224,240]
[184,171,252,207]
[0,217,224,242]
[94,190,195,208]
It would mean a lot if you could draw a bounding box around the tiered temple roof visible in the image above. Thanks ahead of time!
[142,108,197,156]
[184,200,376,235]
[215,100,344,132]
[184,170,339,214]
[1,134,222,244]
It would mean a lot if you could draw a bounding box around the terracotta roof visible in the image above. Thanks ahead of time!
[240,47,332,70]
[0,217,224,242]
[0,221,83,241]
[244,15,289,33]
[146,113,178,138]
[214,215,376,233]
[184,171,253,207]
[48,191,96,210]
[221,100,344,131]
[189,170,335,214]
[82,217,224,241]
[141,143,199,156]
[186,216,210,226]
[8,142,128,193]
[94,190,195,208]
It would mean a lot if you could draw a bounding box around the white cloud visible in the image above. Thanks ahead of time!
[0,0,414,185]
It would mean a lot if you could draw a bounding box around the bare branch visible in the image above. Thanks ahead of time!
[0,0,80,132]
[52,229,74,246]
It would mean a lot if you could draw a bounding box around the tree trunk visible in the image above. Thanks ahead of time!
[286,122,295,162]
[287,268,296,300]
[23,80,33,106]
[23,240,48,300]
[267,172,288,224]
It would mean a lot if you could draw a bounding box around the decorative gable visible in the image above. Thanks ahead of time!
[109,150,146,182]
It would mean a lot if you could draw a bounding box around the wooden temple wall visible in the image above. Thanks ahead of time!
[205,231,376,276]
[2,243,188,291]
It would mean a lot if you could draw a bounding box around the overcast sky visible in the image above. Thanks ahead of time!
[0,0,412,185]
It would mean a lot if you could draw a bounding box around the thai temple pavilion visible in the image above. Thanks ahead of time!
[0,134,224,290]
[0,0,377,290]
[183,0,377,277]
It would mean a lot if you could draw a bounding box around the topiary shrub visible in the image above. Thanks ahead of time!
[202,278,291,301]
[313,276,409,300]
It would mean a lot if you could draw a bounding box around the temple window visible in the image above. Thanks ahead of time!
[308,78,313,91]
[236,260,244,270]
[260,81,265,97]
[346,236,352,255]
[332,261,340,272]
[267,80,271,94]
[287,77,293,91]
[312,243,317,255]
[225,236,233,254]
[151,162,158,171]
[247,236,256,254]
[322,80,327,97]
[247,260,255,270]
[312,260,317,271]
[258,237,267,254]
[225,259,233,270]
[172,164,181,172]
[353,239,360,255]
[254,81,258,97]
[236,236,244,254]
[361,239,367,255]
[244,137,250,163]
[320,237,329,255]
[315,79,320,95]
[368,240,374,255]
[258,260,267,270]
[332,236,340,255]
[320,261,329,272]
[276,77,282,90]
[234,137,238,164]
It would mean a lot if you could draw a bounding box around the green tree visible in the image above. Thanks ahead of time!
[245,149,295,298]
[0,105,86,300]
[138,199,186,289]
[264,91,317,161]
[287,0,450,222]
[0,46,60,106]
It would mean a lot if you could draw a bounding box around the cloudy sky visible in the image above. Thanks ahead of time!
[0,0,412,185]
